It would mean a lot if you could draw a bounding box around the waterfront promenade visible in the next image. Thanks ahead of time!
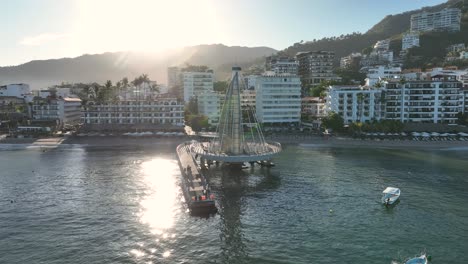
[2,134,468,149]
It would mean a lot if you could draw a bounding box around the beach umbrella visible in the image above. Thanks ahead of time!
[411,132,421,136]
[448,133,457,137]
[421,132,430,137]
[401,132,408,136]
[440,133,449,137]
[458,132,468,137]
[430,132,440,137]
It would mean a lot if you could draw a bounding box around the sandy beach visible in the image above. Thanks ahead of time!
[2,134,468,150]
[267,134,468,150]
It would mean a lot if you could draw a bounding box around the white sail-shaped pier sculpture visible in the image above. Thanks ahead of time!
[191,67,281,164]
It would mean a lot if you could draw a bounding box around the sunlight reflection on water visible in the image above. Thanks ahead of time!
[139,158,179,233]
[134,158,180,261]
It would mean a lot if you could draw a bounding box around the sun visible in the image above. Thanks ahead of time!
[72,0,223,53]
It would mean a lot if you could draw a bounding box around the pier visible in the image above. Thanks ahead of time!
[176,142,217,214]
[189,67,281,167]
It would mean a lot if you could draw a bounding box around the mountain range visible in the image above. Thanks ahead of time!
[0,45,276,89]
[1,0,466,89]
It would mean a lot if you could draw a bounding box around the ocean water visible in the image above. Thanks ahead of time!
[0,143,467,264]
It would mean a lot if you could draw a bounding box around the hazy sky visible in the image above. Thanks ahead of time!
[1,0,446,66]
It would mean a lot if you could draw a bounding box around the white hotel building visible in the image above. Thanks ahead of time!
[384,76,464,124]
[326,85,383,124]
[255,73,301,124]
[32,97,82,128]
[83,97,184,130]
[365,66,402,86]
[183,71,214,102]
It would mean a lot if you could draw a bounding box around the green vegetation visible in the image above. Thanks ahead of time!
[404,29,468,69]
[348,120,405,134]
[71,74,158,104]
[321,112,344,132]
[184,96,209,132]
[186,115,209,132]
[306,68,366,97]
[334,68,366,85]
[456,112,468,125]
[185,97,199,116]
[213,81,229,92]
[278,0,466,69]
[307,80,339,97]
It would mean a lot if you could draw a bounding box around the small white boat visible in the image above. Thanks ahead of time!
[405,254,428,264]
[382,187,400,205]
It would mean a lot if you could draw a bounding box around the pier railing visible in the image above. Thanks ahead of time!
[188,141,282,162]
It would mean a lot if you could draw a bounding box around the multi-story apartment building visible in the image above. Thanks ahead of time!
[374,39,390,51]
[301,97,326,118]
[183,70,214,102]
[384,76,464,124]
[365,66,402,86]
[197,90,224,125]
[0,83,34,102]
[340,53,362,69]
[244,75,258,90]
[255,74,301,124]
[325,85,383,124]
[359,50,393,68]
[83,97,184,130]
[410,8,461,33]
[367,66,402,79]
[167,67,182,88]
[460,51,468,60]
[446,43,466,53]
[402,33,420,50]
[32,97,82,128]
[297,51,338,95]
[460,73,468,89]
[241,89,256,108]
[265,56,299,75]
[377,50,394,64]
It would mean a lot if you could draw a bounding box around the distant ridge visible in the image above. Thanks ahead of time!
[0,44,276,89]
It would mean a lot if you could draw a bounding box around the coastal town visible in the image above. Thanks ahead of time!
[2,1,468,264]
[2,13,468,146]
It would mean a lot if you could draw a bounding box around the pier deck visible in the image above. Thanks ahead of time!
[176,142,216,214]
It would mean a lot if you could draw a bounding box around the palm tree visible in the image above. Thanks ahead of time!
[132,74,152,126]
[357,93,364,122]
[105,80,112,89]
[374,80,383,89]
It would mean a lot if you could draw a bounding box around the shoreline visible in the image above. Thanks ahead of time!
[1,135,468,150]
[266,135,468,149]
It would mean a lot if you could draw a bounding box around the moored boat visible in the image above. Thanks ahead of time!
[382,187,401,205]
[405,254,428,264]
